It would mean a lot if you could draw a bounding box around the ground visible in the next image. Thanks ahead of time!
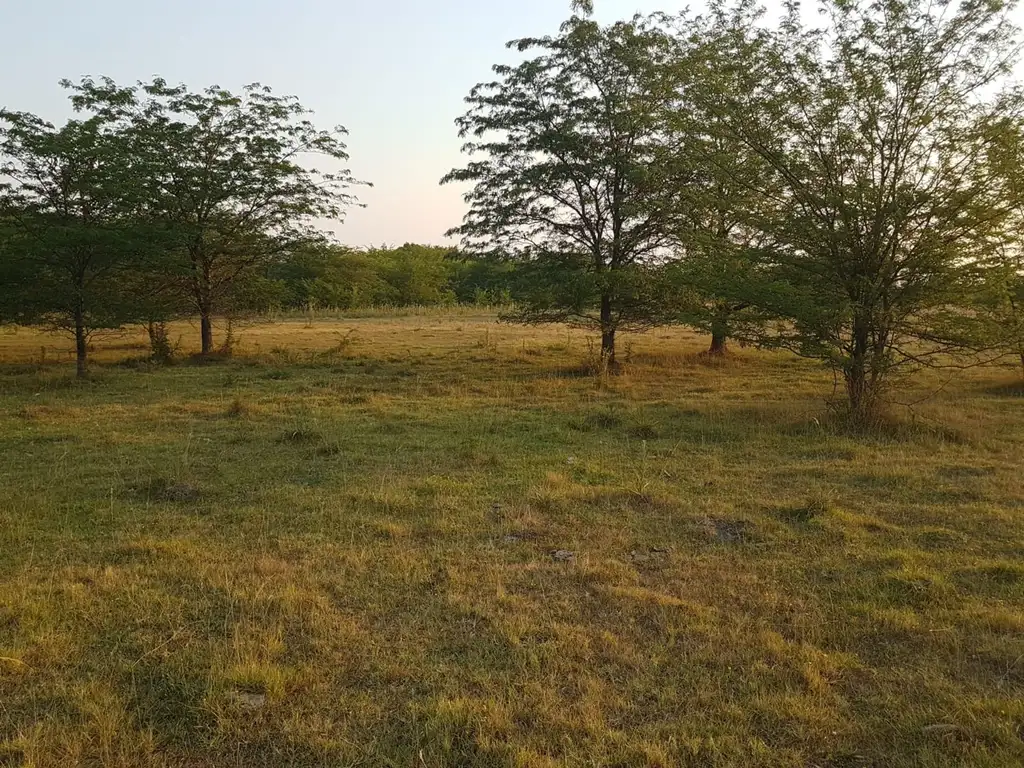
[0,311,1022,767]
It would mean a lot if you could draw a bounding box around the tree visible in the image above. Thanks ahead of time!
[985,247,1024,380]
[449,255,519,306]
[981,112,1024,381]
[442,8,687,367]
[0,110,157,376]
[691,0,1021,423]
[371,244,456,306]
[661,70,783,355]
[271,243,396,309]
[66,78,368,354]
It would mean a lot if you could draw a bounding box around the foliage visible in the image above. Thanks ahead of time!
[269,244,391,310]
[368,243,457,306]
[688,0,1022,422]
[267,243,514,310]
[443,10,688,365]
[448,257,518,306]
[981,111,1024,379]
[64,77,368,353]
[0,110,163,375]
[660,39,784,354]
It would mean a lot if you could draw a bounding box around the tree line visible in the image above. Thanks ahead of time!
[445,0,1024,424]
[3,0,1024,424]
[269,242,519,310]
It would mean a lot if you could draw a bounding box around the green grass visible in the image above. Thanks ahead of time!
[0,314,1022,767]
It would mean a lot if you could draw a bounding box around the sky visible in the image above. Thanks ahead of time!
[0,0,675,247]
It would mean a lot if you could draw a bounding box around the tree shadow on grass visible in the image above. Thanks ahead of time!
[982,379,1024,397]
[126,662,214,748]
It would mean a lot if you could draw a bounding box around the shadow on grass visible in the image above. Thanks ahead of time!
[780,408,977,446]
[127,663,214,747]
[982,379,1024,397]
[541,364,602,380]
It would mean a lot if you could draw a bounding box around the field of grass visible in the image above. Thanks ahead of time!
[0,312,1022,767]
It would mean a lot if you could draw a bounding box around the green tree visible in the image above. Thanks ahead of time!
[442,8,686,367]
[692,0,1021,423]
[985,249,1024,381]
[66,77,368,354]
[449,256,518,306]
[271,243,396,309]
[982,112,1024,381]
[0,110,158,376]
[661,78,783,355]
[371,244,456,306]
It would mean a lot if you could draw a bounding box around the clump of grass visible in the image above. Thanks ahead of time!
[226,396,250,418]
[118,356,160,372]
[276,427,323,444]
[186,350,232,366]
[224,663,288,700]
[571,408,623,432]
[262,367,292,380]
[0,744,26,767]
[628,422,659,440]
[316,440,343,457]
[134,477,202,503]
[881,567,954,608]
[781,491,837,524]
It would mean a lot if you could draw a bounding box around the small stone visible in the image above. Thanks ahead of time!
[233,691,267,709]
[552,550,576,563]
[628,547,670,565]
[922,723,968,736]
[566,456,577,466]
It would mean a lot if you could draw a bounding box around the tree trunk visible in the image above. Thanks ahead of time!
[600,293,616,369]
[845,364,868,422]
[845,315,878,425]
[708,316,728,355]
[191,245,215,355]
[200,311,214,355]
[74,310,88,379]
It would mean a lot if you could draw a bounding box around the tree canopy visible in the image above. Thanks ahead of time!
[65,77,368,353]
[0,109,164,375]
[443,11,687,366]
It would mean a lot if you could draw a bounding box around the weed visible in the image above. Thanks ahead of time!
[781,491,837,523]
[226,396,249,418]
[276,427,323,444]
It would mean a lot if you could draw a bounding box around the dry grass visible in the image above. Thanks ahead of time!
[0,312,1022,767]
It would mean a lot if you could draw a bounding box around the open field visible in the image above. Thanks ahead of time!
[0,312,1022,767]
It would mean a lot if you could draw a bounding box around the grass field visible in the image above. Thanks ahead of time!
[0,312,1022,767]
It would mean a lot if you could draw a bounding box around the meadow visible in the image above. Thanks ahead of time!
[0,311,1022,767]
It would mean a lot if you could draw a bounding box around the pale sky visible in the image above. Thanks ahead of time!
[0,0,676,246]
